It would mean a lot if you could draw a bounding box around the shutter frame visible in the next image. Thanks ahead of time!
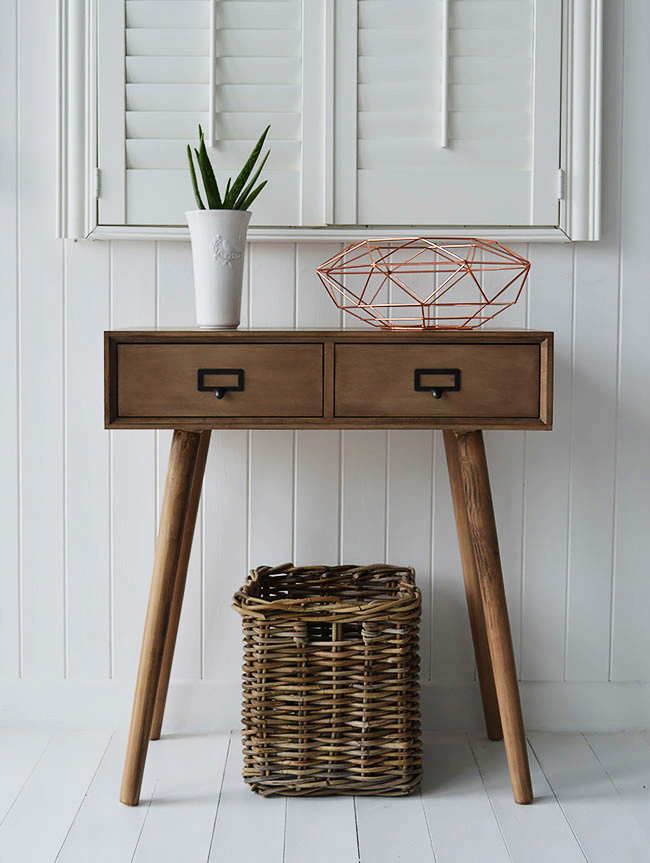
[56,0,97,239]
[561,0,603,241]
[57,0,602,241]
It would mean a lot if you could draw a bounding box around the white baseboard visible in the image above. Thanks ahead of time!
[0,680,648,732]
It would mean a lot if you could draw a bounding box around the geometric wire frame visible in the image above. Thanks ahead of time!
[316,237,531,329]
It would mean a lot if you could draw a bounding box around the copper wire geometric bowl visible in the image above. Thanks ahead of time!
[316,237,530,330]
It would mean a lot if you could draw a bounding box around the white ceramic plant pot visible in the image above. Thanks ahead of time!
[186,209,251,328]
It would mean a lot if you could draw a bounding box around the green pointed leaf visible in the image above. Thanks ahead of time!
[233,149,270,210]
[239,180,267,212]
[224,125,270,208]
[223,177,231,206]
[197,126,222,208]
[187,145,205,209]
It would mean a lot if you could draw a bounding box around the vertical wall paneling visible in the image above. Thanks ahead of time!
[249,243,296,328]
[0,0,19,676]
[18,0,65,678]
[110,243,157,680]
[387,430,434,680]
[156,242,201,680]
[294,244,341,565]
[239,245,251,330]
[522,244,574,681]
[294,431,341,565]
[611,0,650,680]
[566,0,623,682]
[431,432,475,682]
[340,431,387,564]
[203,248,251,681]
[64,240,111,678]
[203,430,249,681]
[249,432,295,567]
[248,245,296,568]
[295,242,341,328]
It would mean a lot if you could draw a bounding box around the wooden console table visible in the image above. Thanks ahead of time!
[104,328,553,807]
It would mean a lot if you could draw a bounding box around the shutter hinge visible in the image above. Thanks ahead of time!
[94,168,101,199]
[557,169,566,201]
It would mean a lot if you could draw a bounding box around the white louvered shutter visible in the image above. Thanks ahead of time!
[335,0,562,226]
[98,1,311,227]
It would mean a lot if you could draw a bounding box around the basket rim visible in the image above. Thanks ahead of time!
[232,562,420,619]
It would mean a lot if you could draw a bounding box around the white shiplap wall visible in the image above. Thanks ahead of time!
[2,0,649,731]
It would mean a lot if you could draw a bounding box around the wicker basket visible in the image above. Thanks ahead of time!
[232,563,422,796]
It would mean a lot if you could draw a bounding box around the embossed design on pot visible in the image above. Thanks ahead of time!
[212,233,243,267]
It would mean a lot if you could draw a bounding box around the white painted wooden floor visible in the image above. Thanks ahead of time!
[2,730,650,862]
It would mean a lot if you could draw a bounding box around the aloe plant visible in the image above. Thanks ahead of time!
[187,125,270,211]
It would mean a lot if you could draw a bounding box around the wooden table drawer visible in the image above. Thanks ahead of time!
[334,344,540,418]
[117,343,323,417]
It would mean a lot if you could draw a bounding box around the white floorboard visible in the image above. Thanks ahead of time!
[285,795,358,863]
[56,733,159,863]
[586,731,650,844]
[0,731,111,863]
[208,732,285,863]
[470,737,587,863]
[529,732,650,863]
[420,735,511,863]
[0,730,649,862]
[355,793,434,862]
[132,733,229,863]
[0,730,51,823]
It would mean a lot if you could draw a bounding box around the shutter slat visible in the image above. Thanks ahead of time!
[126,29,300,58]
[358,56,532,86]
[359,110,530,142]
[357,0,532,31]
[126,2,299,30]
[126,29,208,57]
[449,56,531,84]
[358,56,437,84]
[126,83,300,113]
[358,84,436,113]
[126,56,301,85]
[451,1,531,30]
[358,1,437,29]
[450,29,531,57]
[359,30,439,56]
[126,111,300,141]
[126,139,300,170]
[358,138,530,170]
[126,2,207,29]
[358,85,533,121]
[360,28,531,59]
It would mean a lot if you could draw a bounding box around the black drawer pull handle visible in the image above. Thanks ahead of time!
[197,368,244,400]
[414,368,461,400]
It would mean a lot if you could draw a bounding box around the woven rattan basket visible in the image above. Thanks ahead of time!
[232,563,422,796]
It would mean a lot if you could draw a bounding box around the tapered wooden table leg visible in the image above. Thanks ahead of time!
[120,430,203,806]
[150,429,211,741]
[454,430,533,805]
[443,430,503,741]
